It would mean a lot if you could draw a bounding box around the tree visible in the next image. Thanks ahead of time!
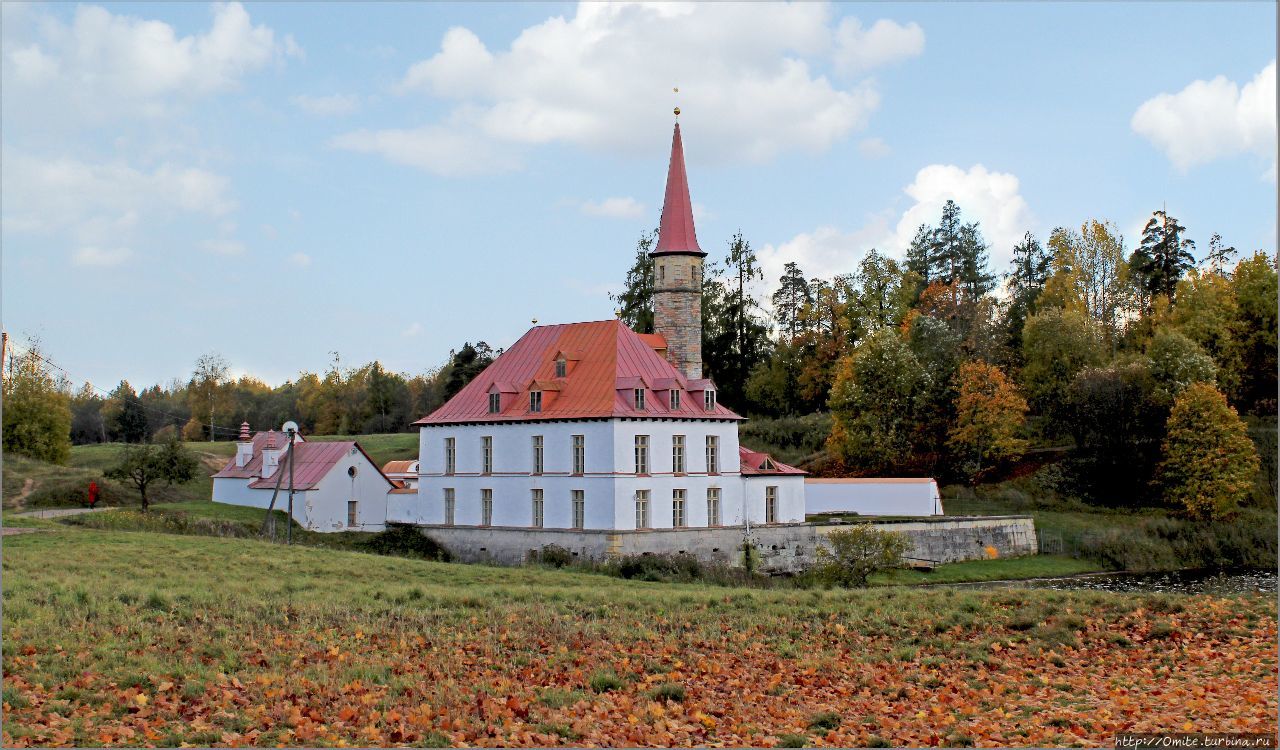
[443,342,496,400]
[1064,362,1166,503]
[106,380,148,443]
[850,249,912,336]
[1203,233,1236,273]
[2,338,72,464]
[705,232,770,408]
[930,200,995,298]
[1004,231,1053,355]
[1020,308,1104,430]
[1157,382,1260,520]
[1169,268,1239,397]
[949,361,1028,481]
[906,314,962,462]
[189,353,229,441]
[1146,328,1216,406]
[1130,210,1196,303]
[771,261,811,343]
[1040,220,1133,348]
[70,383,107,445]
[826,329,927,474]
[105,439,199,511]
[611,229,657,334]
[1226,251,1278,414]
[814,525,911,587]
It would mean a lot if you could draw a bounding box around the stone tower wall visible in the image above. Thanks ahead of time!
[653,254,703,379]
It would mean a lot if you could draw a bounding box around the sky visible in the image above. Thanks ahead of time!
[2,1,1276,391]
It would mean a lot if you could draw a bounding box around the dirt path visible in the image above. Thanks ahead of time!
[9,478,36,511]
[1,527,40,536]
[11,507,112,520]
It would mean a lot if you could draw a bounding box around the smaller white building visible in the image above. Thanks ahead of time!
[382,460,420,489]
[804,478,943,517]
[211,423,397,532]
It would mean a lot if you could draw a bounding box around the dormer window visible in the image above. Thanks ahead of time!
[704,390,716,411]
[489,393,501,413]
[530,391,543,413]
[555,358,567,378]
[670,390,680,410]
[634,388,646,410]
[761,456,775,471]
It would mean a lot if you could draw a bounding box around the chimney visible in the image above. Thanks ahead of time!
[235,422,253,468]
[261,430,281,478]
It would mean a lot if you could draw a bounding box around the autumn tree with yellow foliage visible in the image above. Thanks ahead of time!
[1157,382,1260,520]
[948,361,1029,480]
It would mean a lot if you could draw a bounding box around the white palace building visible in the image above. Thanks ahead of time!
[387,120,807,534]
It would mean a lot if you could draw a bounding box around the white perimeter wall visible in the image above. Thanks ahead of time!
[804,479,942,516]
[401,419,801,530]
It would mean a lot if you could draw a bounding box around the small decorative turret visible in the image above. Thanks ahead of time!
[235,422,253,468]
[262,430,281,478]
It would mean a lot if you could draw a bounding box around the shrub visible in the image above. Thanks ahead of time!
[777,733,809,747]
[359,524,452,562]
[813,525,911,587]
[807,711,841,731]
[531,544,572,568]
[605,553,704,583]
[646,682,686,702]
[588,671,623,693]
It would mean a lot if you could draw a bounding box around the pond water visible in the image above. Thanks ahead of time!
[948,569,1277,596]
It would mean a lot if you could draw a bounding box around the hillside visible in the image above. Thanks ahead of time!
[3,526,1276,747]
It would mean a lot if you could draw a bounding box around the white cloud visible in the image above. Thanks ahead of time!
[203,239,246,256]
[833,17,925,74]
[288,252,311,267]
[345,4,922,173]
[580,197,645,219]
[3,2,298,125]
[402,322,423,337]
[1132,60,1277,176]
[892,164,1034,269]
[290,93,359,117]
[329,124,519,177]
[858,136,891,159]
[2,150,236,250]
[73,246,133,267]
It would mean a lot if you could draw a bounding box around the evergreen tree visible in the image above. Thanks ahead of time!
[443,342,496,400]
[610,229,657,334]
[904,223,933,286]
[771,261,811,343]
[1004,231,1053,353]
[1130,210,1196,303]
[110,381,149,443]
[1203,233,1236,272]
[706,232,770,408]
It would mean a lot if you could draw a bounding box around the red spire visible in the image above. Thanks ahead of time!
[653,122,704,256]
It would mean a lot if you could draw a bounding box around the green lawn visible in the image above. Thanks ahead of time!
[869,555,1105,586]
[3,526,1275,747]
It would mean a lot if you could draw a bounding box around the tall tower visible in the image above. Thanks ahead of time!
[651,115,706,380]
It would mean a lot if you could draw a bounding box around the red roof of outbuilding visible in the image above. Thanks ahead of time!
[653,122,703,256]
[244,441,394,491]
[739,445,806,476]
[211,431,305,479]
[414,319,741,425]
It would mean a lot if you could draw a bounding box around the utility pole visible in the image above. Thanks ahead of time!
[286,428,296,545]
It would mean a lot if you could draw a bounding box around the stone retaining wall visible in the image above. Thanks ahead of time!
[412,515,1037,574]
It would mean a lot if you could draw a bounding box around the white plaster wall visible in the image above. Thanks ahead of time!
[410,419,748,530]
[212,477,260,507]
[804,480,942,516]
[300,446,390,532]
[741,475,806,524]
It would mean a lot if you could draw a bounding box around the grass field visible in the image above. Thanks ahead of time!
[3,526,1276,747]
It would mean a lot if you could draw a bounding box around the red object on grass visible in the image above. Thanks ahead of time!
[87,480,99,508]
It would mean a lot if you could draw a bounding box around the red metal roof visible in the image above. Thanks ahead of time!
[211,431,305,479]
[653,123,703,256]
[382,460,416,475]
[245,441,393,491]
[739,445,806,476]
[415,319,741,425]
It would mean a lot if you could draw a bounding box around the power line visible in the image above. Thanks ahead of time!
[4,339,244,436]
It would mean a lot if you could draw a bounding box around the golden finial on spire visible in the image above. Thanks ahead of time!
[673,87,680,118]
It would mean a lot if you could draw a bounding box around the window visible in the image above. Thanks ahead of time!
[659,263,665,282]
[669,390,681,410]
[489,392,501,413]
[704,390,716,411]
[481,488,493,526]
[444,488,456,525]
[766,486,778,524]
[672,489,686,527]
[571,435,585,475]
[532,435,544,475]
[635,490,650,529]
[634,388,646,410]
[529,390,542,413]
[555,358,567,378]
[706,488,721,526]
[706,435,719,475]
[444,437,456,475]
[672,435,686,474]
[572,489,585,530]
[531,489,544,528]
[634,435,649,474]
[347,501,358,528]
[482,436,493,475]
